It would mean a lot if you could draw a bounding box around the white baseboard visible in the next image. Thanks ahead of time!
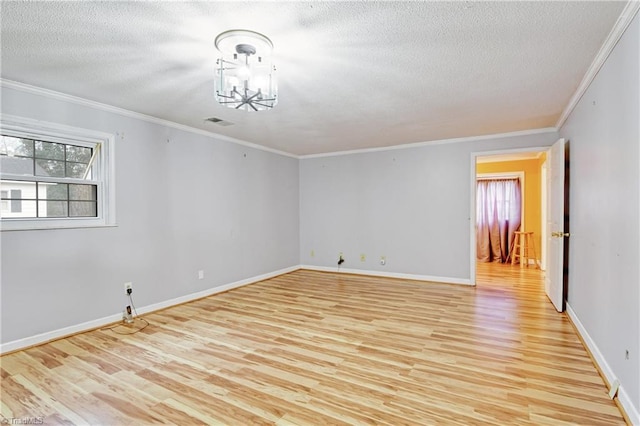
[0,312,123,355]
[1,264,468,354]
[566,303,640,425]
[618,386,640,426]
[0,265,300,355]
[134,265,300,317]
[300,265,473,286]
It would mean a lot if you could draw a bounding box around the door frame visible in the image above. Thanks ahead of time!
[540,158,548,270]
[469,146,550,285]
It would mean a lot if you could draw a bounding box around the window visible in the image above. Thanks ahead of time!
[0,115,115,230]
[10,189,23,213]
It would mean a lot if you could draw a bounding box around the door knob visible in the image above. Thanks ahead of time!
[552,231,570,237]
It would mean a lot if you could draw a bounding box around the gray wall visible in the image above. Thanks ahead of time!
[299,131,558,280]
[0,86,300,344]
[560,13,639,414]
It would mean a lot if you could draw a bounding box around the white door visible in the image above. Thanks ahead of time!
[545,138,566,312]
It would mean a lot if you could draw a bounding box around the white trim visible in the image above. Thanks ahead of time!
[474,146,550,158]
[135,265,300,316]
[540,159,548,271]
[2,79,561,160]
[300,265,473,286]
[618,387,640,426]
[0,265,300,354]
[556,1,640,129]
[300,128,558,159]
[470,153,477,285]
[0,79,297,159]
[566,303,640,425]
[476,151,543,164]
[566,304,615,383]
[0,264,474,355]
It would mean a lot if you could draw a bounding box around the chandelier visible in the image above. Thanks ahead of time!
[214,30,277,111]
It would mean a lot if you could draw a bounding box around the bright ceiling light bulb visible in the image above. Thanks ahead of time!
[252,75,267,91]
[227,76,239,87]
[237,65,251,80]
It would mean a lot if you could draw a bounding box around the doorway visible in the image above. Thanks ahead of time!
[476,171,524,264]
[470,147,548,285]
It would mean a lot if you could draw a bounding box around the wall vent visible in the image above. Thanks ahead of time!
[204,117,234,126]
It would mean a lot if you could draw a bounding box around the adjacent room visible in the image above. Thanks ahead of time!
[1,1,638,424]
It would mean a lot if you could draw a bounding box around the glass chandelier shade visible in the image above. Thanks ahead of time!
[214,30,277,111]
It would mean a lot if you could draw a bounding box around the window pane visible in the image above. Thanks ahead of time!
[35,159,65,177]
[1,180,36,199]
[69,201,97,217]
[66,162,90,179]
[10,190,22,212]
[38,200,68,217]
[40,182,68,200]
[0,200,36,218]
[0,137,34,157]
[69,184,97,201]
[1,156,33,175]
[66,145,92,163]
[35,141,65,160]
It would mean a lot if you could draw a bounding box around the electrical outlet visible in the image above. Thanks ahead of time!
[360,254,366,262]
[338,253,345,265]
[380,256,386,266]
[310,249,315,257]
[123,305,133,324]
[124,282,132,295]
[198,270,204,280]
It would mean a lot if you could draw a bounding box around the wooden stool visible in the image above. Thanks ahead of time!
[511,231,539,268]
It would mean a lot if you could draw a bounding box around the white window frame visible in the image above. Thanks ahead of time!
[0,114,116,231]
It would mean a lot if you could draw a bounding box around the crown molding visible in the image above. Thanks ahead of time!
[0,79,558,160]
[299,127,558,159]
[2,77,558,160]
[556,1,640,129]
[0,78,298,159]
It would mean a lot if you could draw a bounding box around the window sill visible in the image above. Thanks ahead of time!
[1,218,117,231]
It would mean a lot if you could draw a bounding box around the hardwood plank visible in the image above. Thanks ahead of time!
[0,264,625,424]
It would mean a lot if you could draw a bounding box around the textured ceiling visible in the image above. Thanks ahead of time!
[0,1,627,155]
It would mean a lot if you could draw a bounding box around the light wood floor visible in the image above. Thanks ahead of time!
[1,265,625,425]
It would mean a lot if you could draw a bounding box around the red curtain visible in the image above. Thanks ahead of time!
[476,178,522,263]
